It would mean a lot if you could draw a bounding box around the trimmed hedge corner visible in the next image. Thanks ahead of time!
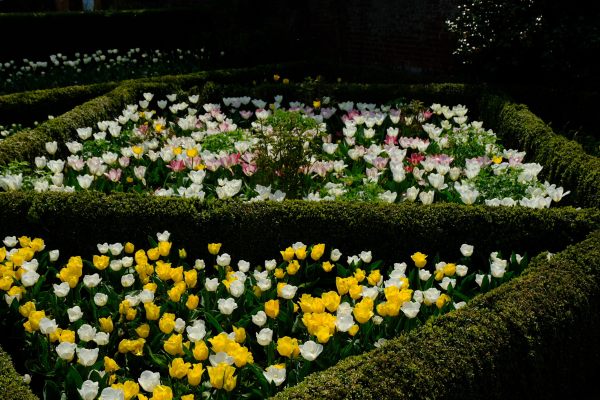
[480,92,600,208]
[274,229,600,400]
[0,346,38,400]
[0,82,117,125]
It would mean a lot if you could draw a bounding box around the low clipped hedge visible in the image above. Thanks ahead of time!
[274,229,600,399]
[0,192,597,265]
[0,82,117,125]
[0,347,37,400]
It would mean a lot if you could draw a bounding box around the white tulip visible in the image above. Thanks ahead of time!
[263,365,286,386]
[77,347,99,367]
[83,273,102,288]
[138,371,161,392]
[56,342,77,361]
[216,253,231,267]
[299,340,323,361]
[77,324,97,342]
[401,301,421,318]
[252,311,267,327]
[121,274,135,287]
[217,298,237,315]
[21,270,40,287]
[205,277,219,291]
[279,284,297,300]
[256,328,273,346]
[94,293,108,306]
[186,320,207,342]
[39,318,58,335]
[99,387,124,400]
[77,380,99,400]
[53,282,70,297]
[67,306,84,322]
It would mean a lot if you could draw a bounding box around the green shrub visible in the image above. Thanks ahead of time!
[0,346,38,400]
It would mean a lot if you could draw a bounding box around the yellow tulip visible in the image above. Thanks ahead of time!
[60,329,76,343]
[184,270,197,288]
[163,334,184,356]
[104,356,120,373]
[158,241,172,257]
[124,242,135,254]
[233,326,246,343]
[411,252,427,268]
[208,243,222,255]
[295,246,307,260]
[135,324,150,338]
[265,299,280,319]
[99,317,114,333]
[277,336,300,358]
[193,341,209,361]
[145,302,161,321]
[322,261,334,272]
[169,357,191,379]
[207,363,237,391]
[286,260,300,275]
[280,247,295,261]
[18,236,31,247]
[123,381,139,400]
[186,294,199,310]
[187,364,205,386]
[150,385,173,400]
[93,255,109,270]
[367,270,381,286]
[443,263,456,277]
[159,313,175,334]
[321,291,340,312]
[147,248,160,261]
[18,301,36,318]
[310,243,325,260]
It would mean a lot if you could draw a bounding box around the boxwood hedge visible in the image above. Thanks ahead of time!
[0,192,597,266]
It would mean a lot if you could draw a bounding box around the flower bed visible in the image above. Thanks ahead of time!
[0,122,28,143]
[0,94,570,208]
[0,231,529,399]
[0,48,221,95]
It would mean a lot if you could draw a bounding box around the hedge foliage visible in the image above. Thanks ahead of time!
[274,229,600,400]
[0,191,597,266]
[0,82,117,124]
[479,92,600,208]
[0,346,38,400]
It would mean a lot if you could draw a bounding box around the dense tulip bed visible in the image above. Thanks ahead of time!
[0,94,569,207]
[0,231,528,399]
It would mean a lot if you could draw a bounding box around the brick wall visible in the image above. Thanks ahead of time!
[0,0,459,74]
[306,0,458,73]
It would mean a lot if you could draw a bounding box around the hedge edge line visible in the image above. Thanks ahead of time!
[273,229,600,399]
[0,192,598,265]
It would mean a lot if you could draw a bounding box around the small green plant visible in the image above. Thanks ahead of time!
[254,110,323,199]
